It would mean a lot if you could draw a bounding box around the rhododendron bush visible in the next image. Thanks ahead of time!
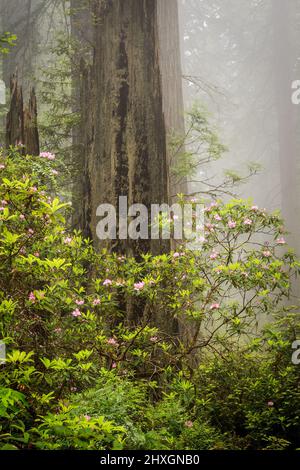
[0,148,300,450]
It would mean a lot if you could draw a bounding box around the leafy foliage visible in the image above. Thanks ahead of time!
[0,33,17,55]
[0,147,299,450]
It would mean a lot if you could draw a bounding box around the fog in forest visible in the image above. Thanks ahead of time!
[179,0,300,256]
[1,0,300,454]
[1,1,299,253]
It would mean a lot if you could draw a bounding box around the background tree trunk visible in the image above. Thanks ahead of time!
[6,76,24,148]
[6,75,39,154]
[0,0,38,95]
[70,0,93,229]
[24,87,39,156]
[157,0,187,198]
[272,0,300,298]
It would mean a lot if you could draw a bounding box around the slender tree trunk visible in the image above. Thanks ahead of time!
[24,87,39,155]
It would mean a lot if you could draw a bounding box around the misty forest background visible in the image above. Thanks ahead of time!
[0,0,300,451]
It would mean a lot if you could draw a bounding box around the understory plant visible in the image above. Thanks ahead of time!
[0,147,299,450]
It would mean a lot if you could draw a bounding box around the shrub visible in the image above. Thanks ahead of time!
[0,146,299,450]
[32,407,125,450]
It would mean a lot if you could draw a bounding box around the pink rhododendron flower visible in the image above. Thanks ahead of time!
[210,303,220,310]
[205,223,215,232]
[184,420,193,428]
[28,228,34,235]
[0,164,5,170]
[19,214,25,220]
[1,200,7,206]
[30,186,38,193]
[244,218,253,225]
[72,308,81,317]
[93,298,101,306]
[210,251,219,260]
[263,251,271,257]
[64,237,72,244]
[107,338,118,346]
[84,415,91,421]
[52,169,59,176]
[134,281,145,290]
[0,207,4,212]
[112,362,117,369]
[103,279,112,286]
[29,292,36,303]
[214,214,222,221]
[228,220,236,229]
[251,205,259,211]
[150,336,158,342]
[267,401,274,407]
[40,151,55,160]
[34,252,40,257]
[276,237,286,245]
[75,300,84,305]
[173,252,180,258]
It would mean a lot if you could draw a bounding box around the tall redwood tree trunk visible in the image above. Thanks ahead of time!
[272,0,300,298]
[81,0,170,257]
[157,0,186,198]
[70,0,93,229]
